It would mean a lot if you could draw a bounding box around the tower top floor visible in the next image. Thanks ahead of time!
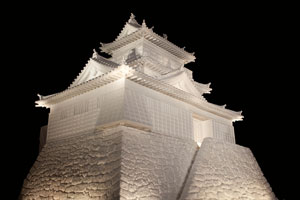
[100,13,195,65]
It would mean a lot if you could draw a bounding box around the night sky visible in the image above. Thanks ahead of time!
[6,3,293,199]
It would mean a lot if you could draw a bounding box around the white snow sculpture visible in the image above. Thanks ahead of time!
[21,14,276,200]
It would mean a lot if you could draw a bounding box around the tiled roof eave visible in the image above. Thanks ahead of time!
[36,66,243,121]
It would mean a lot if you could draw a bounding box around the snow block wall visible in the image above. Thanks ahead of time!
[20,126,197,199]
[46,79,235,144]
[21,127,276,199]
[124,86,193,140]
[47,79,125,141]
[179,138,276,200]
[124,79,235,144]
[21,128,122,199]
[120,127,197,200]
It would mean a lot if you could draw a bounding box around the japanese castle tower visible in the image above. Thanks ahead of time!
[21,14,276,200]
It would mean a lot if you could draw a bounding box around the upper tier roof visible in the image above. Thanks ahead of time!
[100,14,195,64]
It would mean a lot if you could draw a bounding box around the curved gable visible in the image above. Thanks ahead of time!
[159,70,203,98]
[69,58,113,88]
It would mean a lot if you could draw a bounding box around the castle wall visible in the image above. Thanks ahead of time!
[112,38,184,70]
[124,79,235,144]
[213,120,235,143]
[179,138,276,200]
[46,78,235,143]
[112,39,143,63]
[39,125,47,152]
[124,84,193,140]
[21,126,197,200]
[21,128,122,199]
[120,127,197,200]
[47,78,126,140]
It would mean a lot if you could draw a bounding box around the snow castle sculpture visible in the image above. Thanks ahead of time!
[21,14,276,200]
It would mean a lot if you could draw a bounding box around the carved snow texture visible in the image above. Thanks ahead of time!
[21,127,197,199]
[180,138,276,200]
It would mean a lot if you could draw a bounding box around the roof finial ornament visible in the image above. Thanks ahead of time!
[163,34,168,39]
[128,13,135,23]
[142,19,147,28]
[238,111,243,115]
[130,13,135,20]
[92,49,98,59]
[37,94,42,100]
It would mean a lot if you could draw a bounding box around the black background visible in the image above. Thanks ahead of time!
[4,3,295,199]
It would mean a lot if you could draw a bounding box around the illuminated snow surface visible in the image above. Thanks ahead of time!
[21,127,275,200]
[179,138,276,200]
[21,14,276,199]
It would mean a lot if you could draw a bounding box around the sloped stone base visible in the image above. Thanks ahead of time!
[179,138,276,200]
[21,128,122,199]
[21,127,275,199]
[20,126,197,199]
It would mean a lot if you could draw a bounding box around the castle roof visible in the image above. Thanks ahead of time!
[36,64,243,121]
[68,52,118,89]
[36,14,242,121]
[100,14,195,64]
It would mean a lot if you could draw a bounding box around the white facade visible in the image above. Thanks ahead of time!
[21,14,276,199]
[40,13,240,144]
[46,78,235,144]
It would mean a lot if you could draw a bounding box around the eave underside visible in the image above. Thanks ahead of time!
[36,66,243,121]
